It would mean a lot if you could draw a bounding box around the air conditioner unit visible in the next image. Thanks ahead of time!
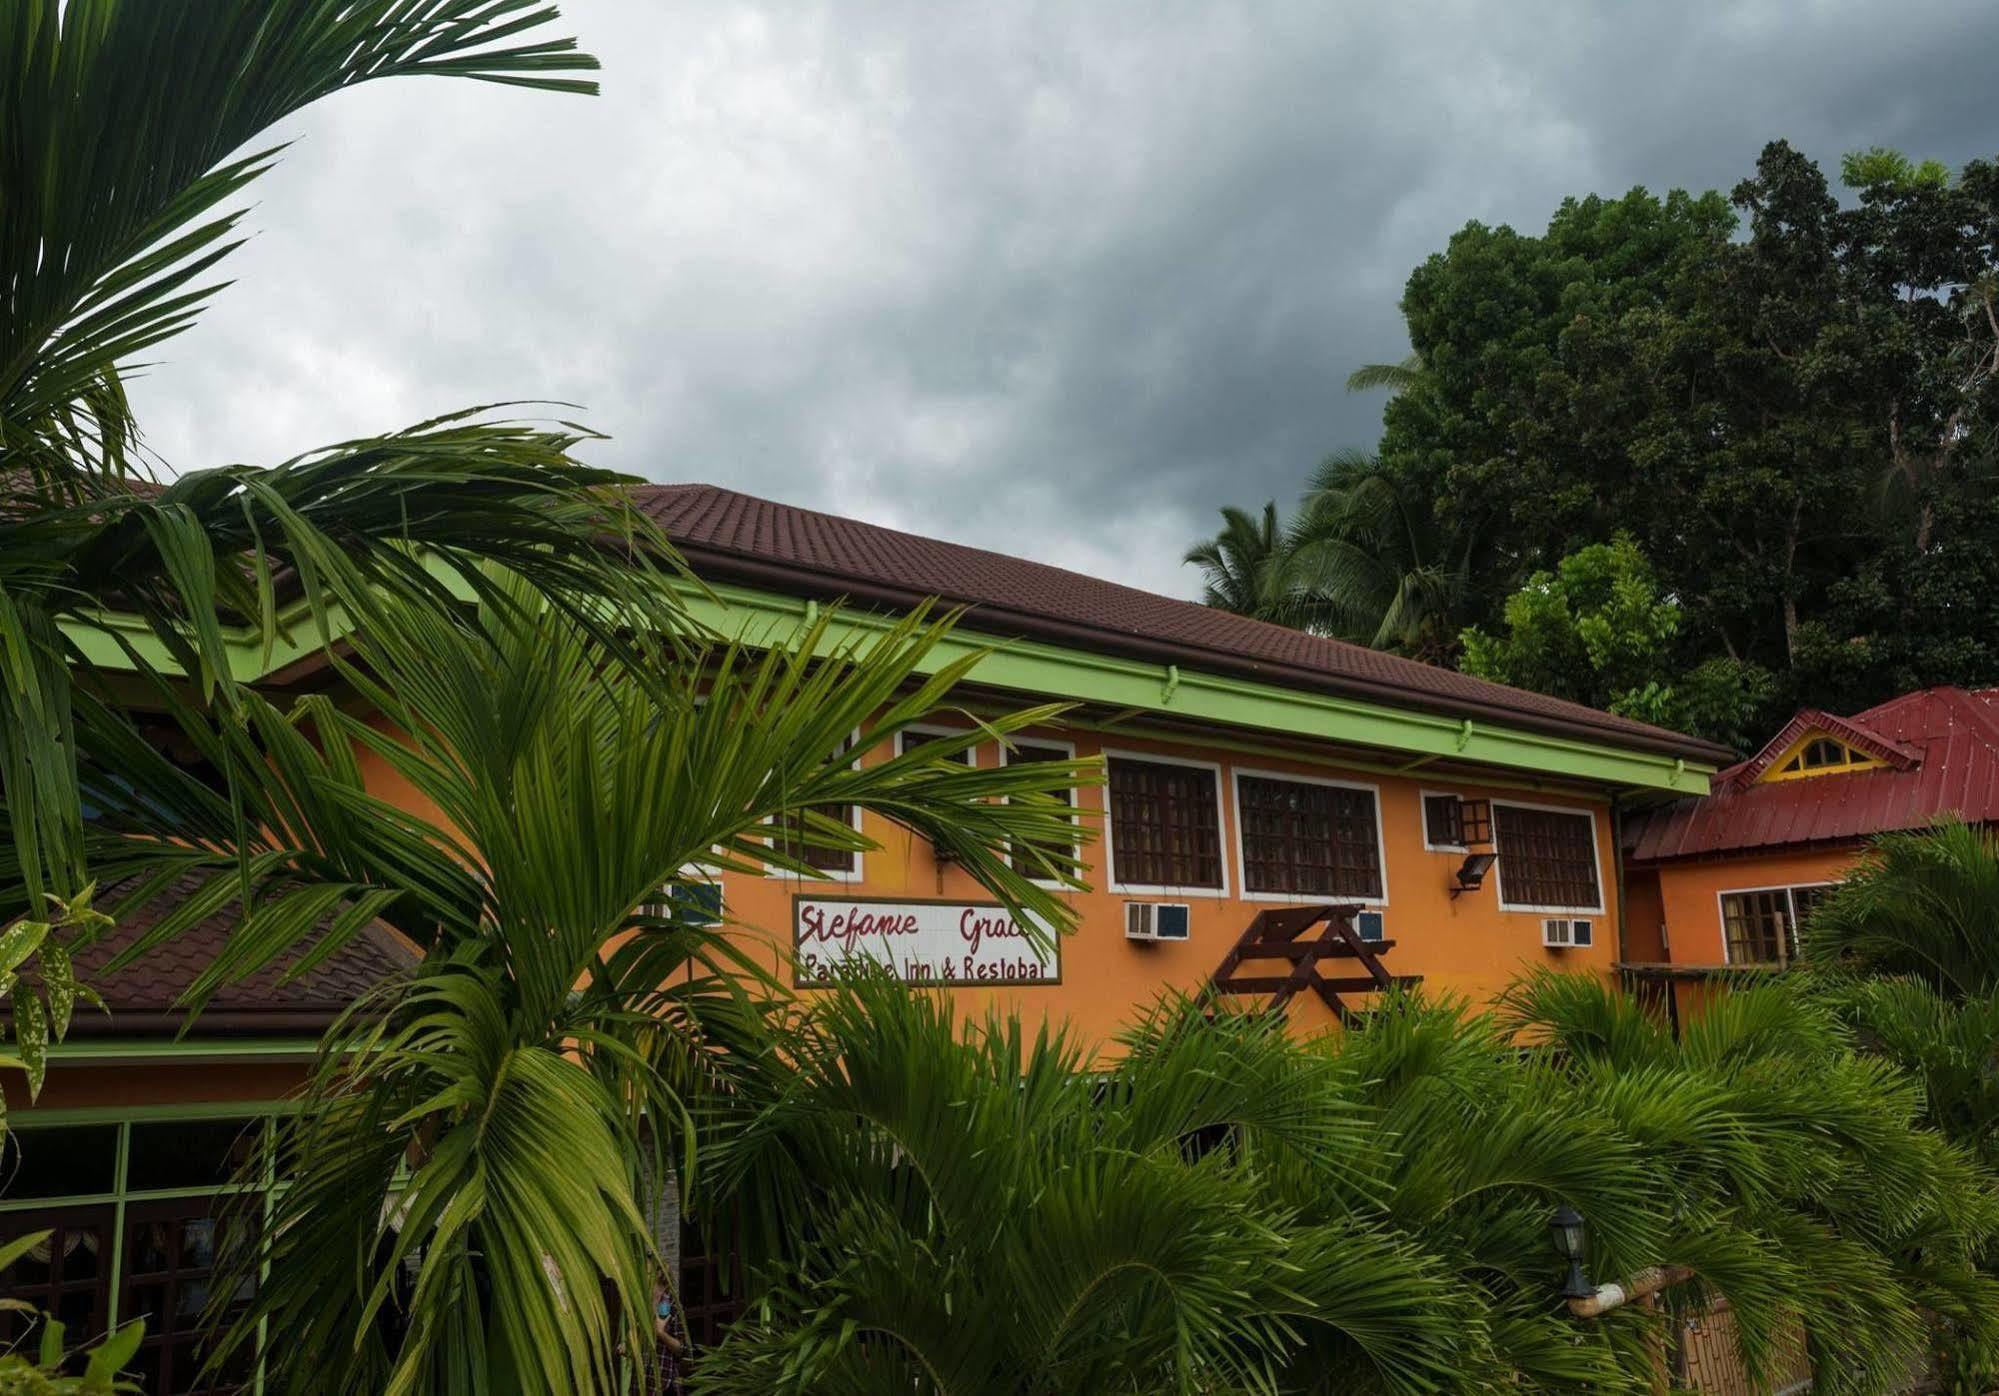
[1354,910,1386,944]
[1542,917,1594,949]
[1125,902,1191,942]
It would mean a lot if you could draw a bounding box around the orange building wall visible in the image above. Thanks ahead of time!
[1622,869,1667,964]
[1649,846,1862,968]
[716,726,1622,1045]
[19,720,1628,1119]
[1638,845,1863,1025]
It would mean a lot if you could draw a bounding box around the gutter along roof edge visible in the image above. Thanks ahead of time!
[675,541,1736,770]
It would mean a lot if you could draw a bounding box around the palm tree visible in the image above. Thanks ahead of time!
[1500,971,1999,1394]
[697,980,1476,1395]
[1798,824,1999,1385]
[697,970,1996,1394]
[1285,449,1471,660]
[0,1,687,1110]
[1183,501,1307,625]
[69,581,1098,1393]
[1804,820,1999,998]
[1345,354,1427,396]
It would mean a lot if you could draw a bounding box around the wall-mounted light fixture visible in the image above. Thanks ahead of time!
[1448,852,1497,899]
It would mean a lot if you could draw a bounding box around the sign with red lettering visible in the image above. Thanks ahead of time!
[792,895,1061,988]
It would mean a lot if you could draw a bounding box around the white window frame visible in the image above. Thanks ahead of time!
[1715,882,1837,966]
[652,863,727,926]
[1490,798,1606,915]
[1230,767,1389,906]
[764,727,867,884]
[1419,788,1470,853]
[1101,748,1231,899]
[999,736,1081,889]
[896,723,979,765]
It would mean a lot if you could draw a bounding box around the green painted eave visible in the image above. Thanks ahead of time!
[58,571,1715,795]
[45,1035,321,1063]
[682,583,1715,795]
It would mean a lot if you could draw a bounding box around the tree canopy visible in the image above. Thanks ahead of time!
[1191,139,1999,746]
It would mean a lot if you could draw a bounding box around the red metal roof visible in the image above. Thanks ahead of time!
[1723,707,1923,789]
[636,484,1733,764]
[1624,687,1999,863]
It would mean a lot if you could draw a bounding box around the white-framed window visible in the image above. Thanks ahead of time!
[1717,883,1837,966]
[1000,736,1080,887]
[1421,789,1467,852]
[765,728,866,883]
[1230,768,1388,904]
[1422,791,1494,852]
[895,724,977,765]
[1491,799,1605,914]
[651,864,726,927]
[1102,749,1230,897]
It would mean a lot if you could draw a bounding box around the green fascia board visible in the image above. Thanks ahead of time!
[46,1036,322,1063]
[681,583,1715,794]
[61,594,361,684]
[59,569,1714,795]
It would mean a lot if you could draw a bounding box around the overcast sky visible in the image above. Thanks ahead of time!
[128,1,1999,598]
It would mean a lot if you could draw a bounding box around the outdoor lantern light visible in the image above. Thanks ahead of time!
[1448,852,1498,899]
[1549,1204,1593,1300]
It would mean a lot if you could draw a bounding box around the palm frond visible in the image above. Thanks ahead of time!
[0,0,599,480]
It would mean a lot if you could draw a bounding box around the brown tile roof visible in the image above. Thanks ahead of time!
[62,874,417,1036]
[1624,687,1999,863]
[636,484,1734,765]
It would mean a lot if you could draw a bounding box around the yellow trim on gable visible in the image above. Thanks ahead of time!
[1757,731,1887,783]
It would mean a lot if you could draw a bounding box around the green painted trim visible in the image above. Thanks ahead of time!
[60,592,360,685]
[0,1181,261,1216]
[60,566,1716,794]
[2,1106,285,1362]
[10,1100,292,1126]
[683,582,1716,795]
[108,1122,129,1326]
[47,1037,321,1063]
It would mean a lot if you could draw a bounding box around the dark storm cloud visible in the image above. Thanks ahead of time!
[126,0,1999,596]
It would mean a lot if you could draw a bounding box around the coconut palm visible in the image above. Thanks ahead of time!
[1345,354,1426,396]
[1284,448,1472,660]
[1183,501,1309,626]
[62,578,1099,1393]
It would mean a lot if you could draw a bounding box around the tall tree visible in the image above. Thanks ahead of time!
[1205,141,1999,735]
[1286,447,1473,662]
[1183,501,1306,626]
[1459,536,1774,747]
[1381,142,1999,724]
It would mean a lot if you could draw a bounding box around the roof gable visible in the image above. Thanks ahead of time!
[1726,708,1922,790]
[1626,687,1999,864]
